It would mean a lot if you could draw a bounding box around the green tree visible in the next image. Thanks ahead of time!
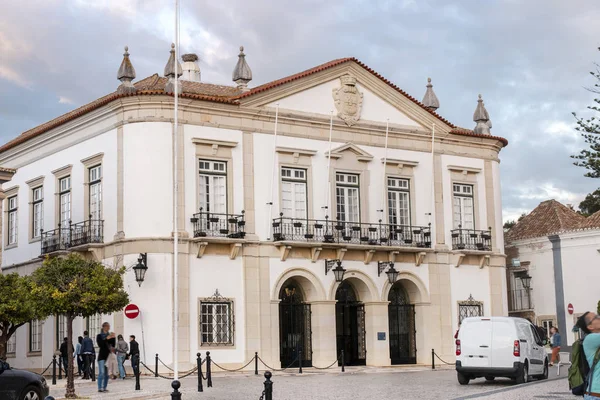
[31,254,129,398]
[572,49,600,177]
[503,213,527,232]
[579,189,600,216]
[597,300,600,315]
[0,273,45,360]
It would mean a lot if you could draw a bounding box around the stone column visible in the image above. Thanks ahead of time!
[364,301,391,367]
[243,245,261,361]
[242,131,257,238]
[428,254,454,362]
[414,303,430,365]
[310,301,337,367]
[433,154,447,250]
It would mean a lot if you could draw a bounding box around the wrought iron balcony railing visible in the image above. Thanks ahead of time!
[191,209,246,239]
[509,288,534,312]
[40,218,104,255]
[70,219,104,247]
[271,215,431,248]
[450,226,492,251]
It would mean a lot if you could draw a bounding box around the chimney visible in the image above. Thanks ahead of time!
[181,53,201,82]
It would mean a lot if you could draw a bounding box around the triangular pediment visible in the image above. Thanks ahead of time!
[239,58,454,132]
[326,143,373,162]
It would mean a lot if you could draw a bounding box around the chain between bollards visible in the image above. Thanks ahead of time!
[171,380,182,400]
[155,353,159,378]
[255,352,259,375]
[52,355,57,385]
[206,351,213,388]
[197,352,203,392]
[264,371,273,400]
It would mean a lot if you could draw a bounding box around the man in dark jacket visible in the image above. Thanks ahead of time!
[129,335,140,377]
[59,337,74,374]
[81,331,95,379]
[96,322,116,393]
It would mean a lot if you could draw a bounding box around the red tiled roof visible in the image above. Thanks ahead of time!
[579,209,600,229]
[505,200,588,242]
[0,58,509,154]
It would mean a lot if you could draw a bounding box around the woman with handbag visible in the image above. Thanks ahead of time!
[549,326,561,366]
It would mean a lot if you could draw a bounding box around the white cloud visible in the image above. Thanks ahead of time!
[0,66,31,89]
[58,96,74,104]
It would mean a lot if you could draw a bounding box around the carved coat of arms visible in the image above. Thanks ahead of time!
[333,75,363,126]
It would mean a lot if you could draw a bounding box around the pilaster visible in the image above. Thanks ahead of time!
[310,301,337,367]
[364,301,391,366]
[242,131,256,236]
[433,154,446,247]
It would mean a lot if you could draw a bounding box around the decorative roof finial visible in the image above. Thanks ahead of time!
[473,94,491,135]
[117,46,137,94]
[164,43,182,95]
[422,77,440,111]
[232,45,252,92]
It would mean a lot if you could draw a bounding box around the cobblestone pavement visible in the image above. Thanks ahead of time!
[47,366,570,399]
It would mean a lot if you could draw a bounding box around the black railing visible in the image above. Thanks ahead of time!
[450,226,492,251]
[272,215,431,248]
[509,288,534,312]
[191,209,246,239]
[41,219,104,255]
[70,219,104,247]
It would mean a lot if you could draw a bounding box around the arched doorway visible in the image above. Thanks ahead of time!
[279,280,312,367]
[335,281,366,366]
[388,282,416,364]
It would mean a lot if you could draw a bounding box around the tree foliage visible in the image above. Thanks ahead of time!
[578,189,600,216]
[503,213,527,232]
[31,254,129,398]
[0,273,45,360]
[572,51,600,177]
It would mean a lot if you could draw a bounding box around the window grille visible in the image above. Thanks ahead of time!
[199,290,234,346]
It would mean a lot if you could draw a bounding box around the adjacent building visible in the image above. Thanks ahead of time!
[0,44,508,371]
[505,200,600,347]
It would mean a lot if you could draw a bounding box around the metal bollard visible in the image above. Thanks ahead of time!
[135,355,141,391]
[58,357,62,380]
[170,380,182,400]
[431,349,435,370]
[298,350,303,374]
[341,350,345,373]
[206,351,213,388]
[155,353,159,378]
[91,356,96,382]
[255,352,258,375]
[263,371,273,400]
[197,353,203,392]
[52,355,57,385]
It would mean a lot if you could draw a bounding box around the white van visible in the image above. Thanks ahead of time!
[455,316,548,385]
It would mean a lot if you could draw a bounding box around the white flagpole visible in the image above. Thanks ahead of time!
[267,104,279,239]
[324,111,333,218]
[430,123,435,230]
[380,119,389,220]
[173,0,180,381]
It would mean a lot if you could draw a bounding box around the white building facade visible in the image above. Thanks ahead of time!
[0,47,508,371]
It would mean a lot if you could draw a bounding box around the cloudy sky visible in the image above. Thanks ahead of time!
[1,0,599,221]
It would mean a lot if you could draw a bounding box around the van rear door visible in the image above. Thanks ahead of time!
[459,318,492,368]
[491,319,518,368]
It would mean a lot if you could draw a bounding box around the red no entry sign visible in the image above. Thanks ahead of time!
[124,304,140,319]
[567,303,574,315]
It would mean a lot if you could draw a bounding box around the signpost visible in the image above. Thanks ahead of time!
[125,303,140,320]
[568,303,574,315]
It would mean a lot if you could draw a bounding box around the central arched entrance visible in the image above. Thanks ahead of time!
[279,280,312,367]
[388,282,416,364]
[335,281,366,366]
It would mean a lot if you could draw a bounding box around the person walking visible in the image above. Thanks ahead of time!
[549,327,562,366]
[59,337,73,375]
[75,336,84,376]
[576,312,600,399]
[128,335,140,378]
[96,322,116,393]
[116,334,129,379]
[81,331,95,380]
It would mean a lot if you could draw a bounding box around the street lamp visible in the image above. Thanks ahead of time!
[132,253,148,287]
[520,275,532,290]
[378,261,399,284]
[325,259,346,283]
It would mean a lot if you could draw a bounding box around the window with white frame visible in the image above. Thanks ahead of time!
[59,177,71,227]
[89,165,102,220]
[198,160,227,214]
[541,320,554,339]
[281,167,307,219]
[453,183,474,229]
[32,187,43,239]
[336,173,360,223]
[387,177,410,227]
[56,315,67,349]
[7,196,18,245]
[200,296,234,346]
[29,320,42,352]
[7,332,16,354]
[86,314,102,347]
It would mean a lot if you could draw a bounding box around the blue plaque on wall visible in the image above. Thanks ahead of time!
[377,332,386,341]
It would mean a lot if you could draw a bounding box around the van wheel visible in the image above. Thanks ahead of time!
[457,372,470,385]
[485,376,495,381]
[516,362,529,384]
[537,361,548,380]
